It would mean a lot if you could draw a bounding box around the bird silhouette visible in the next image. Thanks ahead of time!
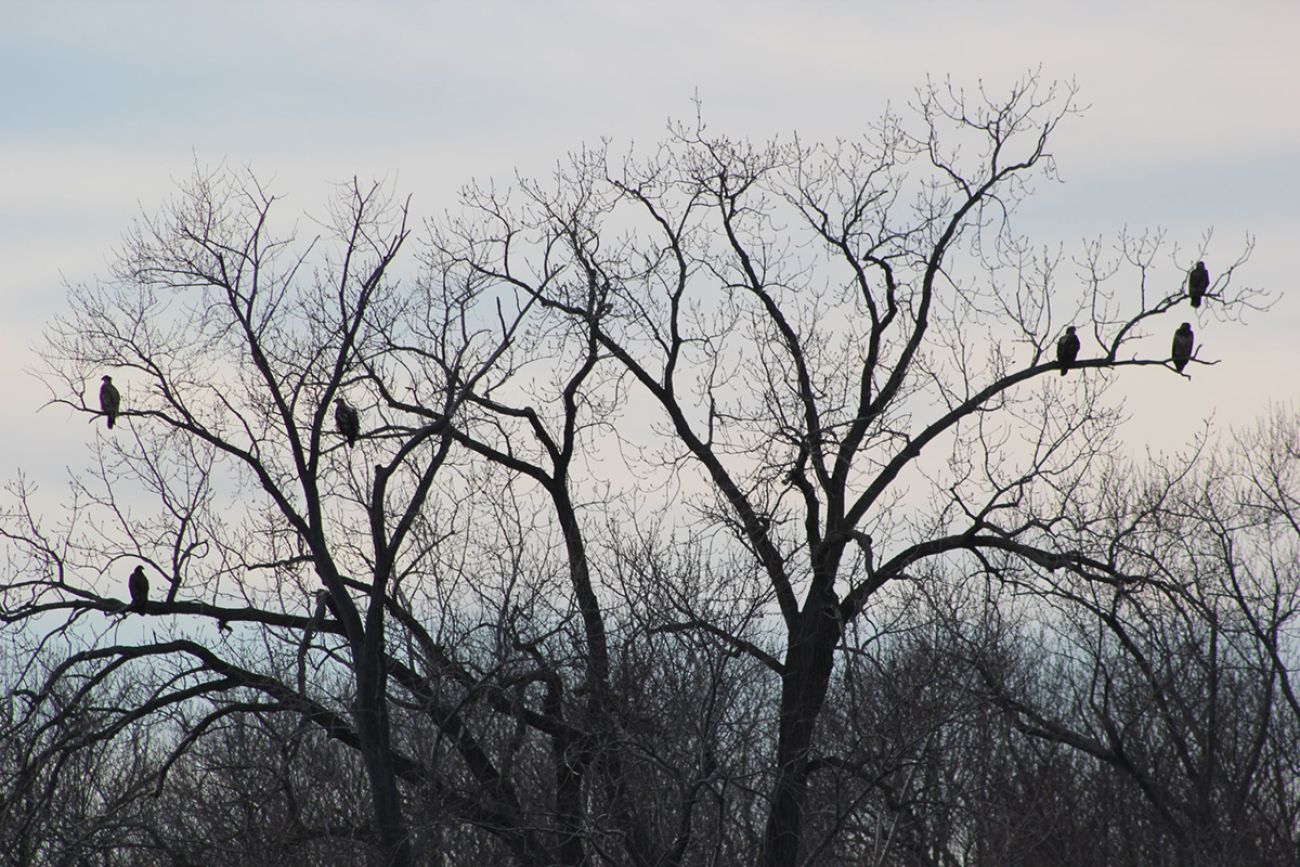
[1172,323,1195,373]
[99,376,120,429]
[1056,326,1081,376]
[334,399,360,448]
[128,565,149,612]
[1188,261,1209,308]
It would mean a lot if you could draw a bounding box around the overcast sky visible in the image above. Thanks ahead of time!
[3,0,1298,483]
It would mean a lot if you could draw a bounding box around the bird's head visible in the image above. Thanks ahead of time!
[1180,322,1192,333]
[1196,260,1205,269]
[102,375,112,383]
[1066,325,1076,335]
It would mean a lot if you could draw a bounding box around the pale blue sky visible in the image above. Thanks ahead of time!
[3,0,1298,477]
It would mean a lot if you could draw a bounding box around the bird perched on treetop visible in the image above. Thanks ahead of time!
[128,565,149,612]
[334,398,360,448]
[1056,326,1081,376]
[1188,261,1209,308]
[99,376,120,429]
[1172,323,1195,373]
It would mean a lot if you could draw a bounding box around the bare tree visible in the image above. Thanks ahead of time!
[423,72,1259,864]
[0,72,1268,865]
[956,419,1300,865]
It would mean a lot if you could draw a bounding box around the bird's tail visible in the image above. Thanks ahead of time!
[107,416,115,429]
[1191,296,1202,308]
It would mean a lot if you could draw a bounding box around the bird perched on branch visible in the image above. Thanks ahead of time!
[128,565,149,612]
[99,376,120,429]
[334,398,360,448]
[1172,323,1195,373]
[1188,261,1209,308]
[1056,326,1080,376]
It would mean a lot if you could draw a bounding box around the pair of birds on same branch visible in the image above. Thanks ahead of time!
[1057,324,1195,376]
[1055,261,1208,376]
[99,379,367,450]
[98,378,366,448]
[115,400,351,618]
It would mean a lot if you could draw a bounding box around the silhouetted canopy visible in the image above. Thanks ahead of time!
[1172,322,1195,373]
[1188,261,1209,308]
[334,398,361,448]
[128,565,149,612]
[99,375,120,429]
[1056,326,1081,376]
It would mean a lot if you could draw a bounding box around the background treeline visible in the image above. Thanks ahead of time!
[5,413,1298,865]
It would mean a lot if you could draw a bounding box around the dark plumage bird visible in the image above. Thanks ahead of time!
[1188,261,1209,308]
[128,565,149,612]
[334,398,360,448]
[1172,323,1195,373]
[99,376,120,429]
[1056,326,1081,376]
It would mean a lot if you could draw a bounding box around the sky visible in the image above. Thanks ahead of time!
[2,0,1298,487]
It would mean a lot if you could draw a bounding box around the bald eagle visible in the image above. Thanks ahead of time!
[334,399,360,448]
[1188,261,1209,308]
[99,376,120,429]
[1172,323,1195,373]
[1056,326,1081,376]
[128,565,149,612]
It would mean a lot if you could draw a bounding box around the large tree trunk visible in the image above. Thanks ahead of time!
[355,648,414,867]
[553,484,656,864]
[759,604,840,867]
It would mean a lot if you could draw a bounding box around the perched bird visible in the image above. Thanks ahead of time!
[334,398,360,448]
[1056,326,1081,376]
[128,565,149,612]
[1188,261,1209,308]
[1172,323,1195,373]
[99,376,121,429]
